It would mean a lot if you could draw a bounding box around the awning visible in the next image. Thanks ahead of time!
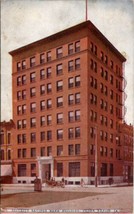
[0,165,12,176]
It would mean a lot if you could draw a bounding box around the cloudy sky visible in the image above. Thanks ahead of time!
[1,0,134,124]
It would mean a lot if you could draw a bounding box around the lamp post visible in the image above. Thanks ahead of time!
[94,127,98,187]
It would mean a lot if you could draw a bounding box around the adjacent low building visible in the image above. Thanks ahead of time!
[9,20,133,185]
[0,120,15,183]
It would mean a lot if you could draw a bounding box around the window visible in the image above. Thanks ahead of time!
[68,77,74,88]
[57,146,63,156]
[31,118,36,128]
[110,148,113,157]
[57,64,63,75]
[0,150,4,160]
[100,146,103,156]
[100,83,103,93]
[22,149,26,158]
[75,127,80,138]
[40,85,45,95]
[100,51,104,61]
[17,76,21,86]
[57,163,63,177]
[101,163,107,176]
[68,145,74,155]
[104,147,108,156]
[69,162,80,177]
[57,113,63,124]
[30,87,36,97]
[17,120,22,129]
[110,134,113,143]
[110,104,114,114]
[100,130,104,140]
[40,116,45,126]
[17,106,21,115]
[47,83,52,93]
[110,75,113,84]
[57,129,63,140]
[68,128,73,139]
[40,69,45,79]
[46,67,51,78]
[40,53,45,64]
[68,60,73,72]
[40,131,45,141]
[47,99,52,109]
[110,60,114,69]
[40,147,45,156]
[94,45,97,55]
[17,62,21,71]
[75,58,80,70]
[90,42,93,52]
[110,119,113,128]
[0,132,4,145]
[75,144,80,155]
[22,90,26,100]
[7,133,11,144]
[22,75,26,85]
[57,97,63,107]
[75,110,80,121]
[100,67,104,77]
[17,134,21,144]
[31,163,36,177]
[110,90,113,99]
[68,43,73,54]
[68,94,74,105]
[75,76,80,87]
[17,91,21,100]
[68,111,74,122]
[31,102,36,113]
[40,100,45,111]
[90,144,94,155]
[22,119,26,128]
[22,60,26,69]
[7,150,11,160]
[75,41,80,52]
[18,149,21,158]
[22,134,26,144]
[31,148,36,157]
[104,55,108,64]
[75,93,80,104]
[22,105,26,114]
[104,86,108,96]
[57,80,63,91]
[104,70,108,80]
[57,47,63,58]
[47,131,52,141]
[47,115,52,125]
[47,51,51,61]
[30,57,35,67]
[30,72,36,83]
[47,146,52,156]
[18,164,26,177]
[91,162,95,176]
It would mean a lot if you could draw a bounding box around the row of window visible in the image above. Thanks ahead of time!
[17,127,80,144]
[17,144,80,159]
[17,41,80,71]
[90,42,121,76]
[90,145,121,159]
[0,150,11,160]
[17,59,80,86]
[0,132,11,145]
[18,162,114,177]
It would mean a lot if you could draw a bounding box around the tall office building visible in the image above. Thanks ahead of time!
[9,21,128,185]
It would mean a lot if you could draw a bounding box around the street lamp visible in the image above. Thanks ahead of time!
[94,126,98,187]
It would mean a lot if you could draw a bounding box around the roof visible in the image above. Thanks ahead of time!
[9,20,126,62]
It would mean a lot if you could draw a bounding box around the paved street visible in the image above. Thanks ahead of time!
[1,186,133,213]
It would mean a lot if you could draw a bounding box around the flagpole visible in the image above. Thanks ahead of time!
[86,0,88,21]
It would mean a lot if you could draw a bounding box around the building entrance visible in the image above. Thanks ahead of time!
[37,156,53,183]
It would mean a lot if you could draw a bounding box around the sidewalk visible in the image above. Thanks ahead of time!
[1,185,133,213]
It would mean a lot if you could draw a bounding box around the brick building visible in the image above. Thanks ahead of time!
[0,120,15,183]
[9,20,132,185]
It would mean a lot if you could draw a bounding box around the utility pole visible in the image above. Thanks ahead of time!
[95,126,98,187]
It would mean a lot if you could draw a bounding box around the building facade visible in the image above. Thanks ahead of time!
[0,120,14,183]
[9,21,131,185]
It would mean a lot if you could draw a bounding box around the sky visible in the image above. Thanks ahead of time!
[1,0,134,124]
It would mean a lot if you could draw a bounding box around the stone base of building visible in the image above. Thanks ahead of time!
[13,176,124,185]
